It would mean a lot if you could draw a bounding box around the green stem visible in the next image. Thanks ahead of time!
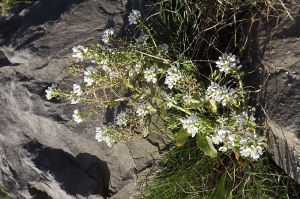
[139,20,157,48]
[126,82,192,115]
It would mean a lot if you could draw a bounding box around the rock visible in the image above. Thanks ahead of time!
[0,0,162,198]
[245,2,300,183]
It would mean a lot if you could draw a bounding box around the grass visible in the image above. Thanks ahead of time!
[0,0,35,16]
[137,0,300,198]
[137,139,300,199]
[0,185,10,199]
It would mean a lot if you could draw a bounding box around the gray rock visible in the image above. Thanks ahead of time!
[245,2,300,183]
[0,0,161,198]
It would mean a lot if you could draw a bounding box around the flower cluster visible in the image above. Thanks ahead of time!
[84,66,96,86]
[231,111,256,127]
[136,104,157,117]
[211,127,235,148]
[210,110,263,160]
[73,84,83,96]
[45,83,58,100]
[183,94,198,106]
[72,109,83,123]
[166,95,177,109]
[158,43,169,54]
[101,28,114,44]
[72,45,88,62]
[239,134,264,160]
[216,53,242,74]
[136,33,149,46]
[205,82,237,106]
[180,113,199,137]
[95,126,114,147]
[115,112,128,126]
[128,9,141,25]
[144,65,157,83]
[126,61,142,77]
[165,64,182,89]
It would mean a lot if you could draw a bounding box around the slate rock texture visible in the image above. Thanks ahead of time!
[0,0,161,198]
[245,2,300,183]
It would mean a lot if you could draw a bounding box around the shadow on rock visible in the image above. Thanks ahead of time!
[0,0,85,47]
[23,141,111,198]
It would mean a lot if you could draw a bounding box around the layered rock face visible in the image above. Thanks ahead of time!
[0,0,161,198]
[246,2,300,184]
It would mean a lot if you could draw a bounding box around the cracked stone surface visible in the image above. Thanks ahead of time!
[245,2,300,184]
[0,0,162,198]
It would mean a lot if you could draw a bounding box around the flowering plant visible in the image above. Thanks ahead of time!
[45,9,266,160]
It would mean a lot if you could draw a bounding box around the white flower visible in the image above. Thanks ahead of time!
[136,105,149,117]
[211,135,223,145]
[239,146,251,157]
[249,114,256,121]
[239,134,264,160]
[249,145,264,160]
[95,126,114,147]
[100,60,110,72]
[239,136,248,145]
[136,34,149,45]
[72,109,83,123]
[136,104,156,117]
[180,113,199,137]
[211,127,233,146]
[72,45,88,62]
[128,9,141,25]
[228,133,235,141]
[182,94,199,106]
[127,61,142,76]
[101,28,114,44]
[216,53,242,74]
[166,95,177,109]
[158,43,169,54]
[144,65,157,83]
[116,112,128,126]
[84,66,95,86]
[73,84,83,96]
[216,116,228,127]
[233,111,249,126]
[45,83,57,100]
[70,98,79,104]
[205,82,237,106]
[219,146,227,152]
[108,71,119,79]
[135,61,142,73]
[165,64,182,89]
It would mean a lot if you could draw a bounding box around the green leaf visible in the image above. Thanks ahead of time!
[160,105,167,119]
[196,134,218,157]
[176,128,190,146]
[209,174,232,199]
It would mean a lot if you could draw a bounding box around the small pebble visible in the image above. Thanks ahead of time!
[288,84,291,86]
[286,71,289,75]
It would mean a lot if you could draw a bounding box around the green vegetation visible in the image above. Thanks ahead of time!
[2,0,300,198]
[0,0,35,16]
[0,185,10,199]
[137,139,300,199]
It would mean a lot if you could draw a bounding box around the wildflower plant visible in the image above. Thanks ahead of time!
[45,9,266,160]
